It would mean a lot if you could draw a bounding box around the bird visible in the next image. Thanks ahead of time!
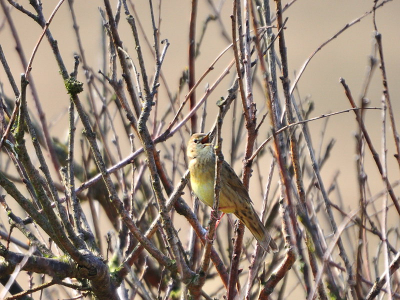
[187,133,278,252]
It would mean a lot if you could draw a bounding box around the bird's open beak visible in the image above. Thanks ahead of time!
[201,133,211,144]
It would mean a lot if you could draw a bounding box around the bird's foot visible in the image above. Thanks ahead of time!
[210,211,225,229]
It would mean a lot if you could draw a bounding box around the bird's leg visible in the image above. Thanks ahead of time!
[205,211,225,241]
[212,211,225,230]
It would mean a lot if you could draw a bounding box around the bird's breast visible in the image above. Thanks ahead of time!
[189,158,215,207]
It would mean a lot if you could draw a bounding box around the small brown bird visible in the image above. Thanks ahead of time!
[187,133,278,252]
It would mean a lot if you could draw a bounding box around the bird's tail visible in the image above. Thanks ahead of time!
[235,206,278,253]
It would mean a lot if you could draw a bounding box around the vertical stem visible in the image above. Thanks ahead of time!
[188,0,198,133]
[274,0,314,295]
[228,1,258,298]
[380,94,391,299]
[374,31,400,168]
[103,0,141,117]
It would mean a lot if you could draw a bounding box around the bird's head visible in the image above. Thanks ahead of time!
[187,133,213,159]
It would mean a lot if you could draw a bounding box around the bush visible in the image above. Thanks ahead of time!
[0,1,399,299]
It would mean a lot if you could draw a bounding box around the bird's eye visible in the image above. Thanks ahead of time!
[195,139,200,144]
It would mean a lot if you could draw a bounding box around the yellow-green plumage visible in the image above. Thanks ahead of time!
[187,133,278,252]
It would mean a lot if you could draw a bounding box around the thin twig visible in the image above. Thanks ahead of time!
[340,78,400,215]
[24,0,65,77]
[289,0,393,96]
[249,107,381,163]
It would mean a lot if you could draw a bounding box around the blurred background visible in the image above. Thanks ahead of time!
[0,0,399,298]
[1,1,398,208]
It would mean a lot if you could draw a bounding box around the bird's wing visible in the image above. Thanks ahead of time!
[221,160,253,205]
